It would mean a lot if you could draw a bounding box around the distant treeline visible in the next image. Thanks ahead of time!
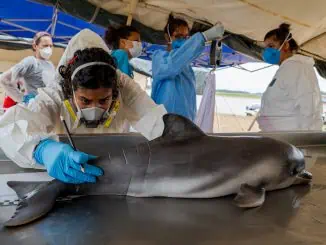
[216,89,262,96]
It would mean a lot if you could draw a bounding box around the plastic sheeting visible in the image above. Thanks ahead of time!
[195,72,216,133]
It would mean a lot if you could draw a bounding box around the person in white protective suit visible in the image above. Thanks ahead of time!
[257,23,323,131]
[0,29,167,184]
[0,31,55,104]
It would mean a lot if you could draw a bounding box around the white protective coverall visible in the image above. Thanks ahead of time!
[0,56,55,102]
[257,54,323,131]
[0,29,167,169]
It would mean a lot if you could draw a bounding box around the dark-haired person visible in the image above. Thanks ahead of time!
[151,14,224,121]
[104,25,142,78]
[257,23,322,131]
[0,29,166,184]
[0,31,55,105]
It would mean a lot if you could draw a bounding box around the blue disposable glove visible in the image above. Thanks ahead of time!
[23,93,36,104]
[33,139,103,184]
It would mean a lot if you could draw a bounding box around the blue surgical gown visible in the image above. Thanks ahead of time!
[111,49,134,78]
[151,33,205,121]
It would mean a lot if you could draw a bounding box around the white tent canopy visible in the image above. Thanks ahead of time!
[35,0,326,75]
[86,0,325,59]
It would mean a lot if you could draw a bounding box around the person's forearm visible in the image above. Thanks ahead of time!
[0,70,24,102]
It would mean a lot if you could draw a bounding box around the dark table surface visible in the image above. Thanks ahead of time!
[1,135,326,244]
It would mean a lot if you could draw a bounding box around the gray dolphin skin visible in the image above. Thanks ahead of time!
[4,114,312,227]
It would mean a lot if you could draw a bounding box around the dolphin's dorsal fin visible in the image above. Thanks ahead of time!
[161,114,206,140]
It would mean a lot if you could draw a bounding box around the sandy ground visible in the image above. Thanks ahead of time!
[213,113,259,133]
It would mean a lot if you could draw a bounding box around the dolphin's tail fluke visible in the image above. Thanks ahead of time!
[4,180,66,227]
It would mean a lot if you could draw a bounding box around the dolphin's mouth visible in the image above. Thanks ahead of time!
[297,170,312,180]
[294,170,312,185]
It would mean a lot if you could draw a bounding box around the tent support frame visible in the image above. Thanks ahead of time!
[0,19,38,34]
[126,0,139,26]
[50,5,59,36]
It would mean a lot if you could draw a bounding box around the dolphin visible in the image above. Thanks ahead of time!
[3,114,312,227]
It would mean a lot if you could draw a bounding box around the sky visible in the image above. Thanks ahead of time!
[211,62,326,94]
[135,58,326,94]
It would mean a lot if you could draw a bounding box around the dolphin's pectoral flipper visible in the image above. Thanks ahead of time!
[233,184,266,208]
[4,180,66,227]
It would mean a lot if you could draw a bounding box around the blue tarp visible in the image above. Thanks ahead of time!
[141,42,257,68]
[0,0,104,44]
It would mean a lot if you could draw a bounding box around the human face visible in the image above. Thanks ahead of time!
[34,36,53,60]
[264,36,291,64]
[119,31,141,58]
[170,25,190,42]
[74,87,113,110]
[165,25,189,50]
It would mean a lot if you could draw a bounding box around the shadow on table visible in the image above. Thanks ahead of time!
[0,185,311,245]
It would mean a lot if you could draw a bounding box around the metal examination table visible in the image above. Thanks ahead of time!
[1,134,326,245]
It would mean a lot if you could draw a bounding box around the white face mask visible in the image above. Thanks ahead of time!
[80,107,107,128]
[72,90,109,128]
[129,41,143,58]
[39,47,53,60]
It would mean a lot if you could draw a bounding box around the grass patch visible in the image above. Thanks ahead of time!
[216,91,261,99]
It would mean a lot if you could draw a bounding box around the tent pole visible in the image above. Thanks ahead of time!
[89,6,100,23]
[247,112,259,131]
[57,21,82,31]
[126,0,139,26]
[5,19,51,22]
[233,64,274,73]
[51,5,58,36]
[0,19,37,34]
[0,29,28,32]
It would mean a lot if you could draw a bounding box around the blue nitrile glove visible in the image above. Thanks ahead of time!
[33,139,103,184]
[23,93,36,104]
